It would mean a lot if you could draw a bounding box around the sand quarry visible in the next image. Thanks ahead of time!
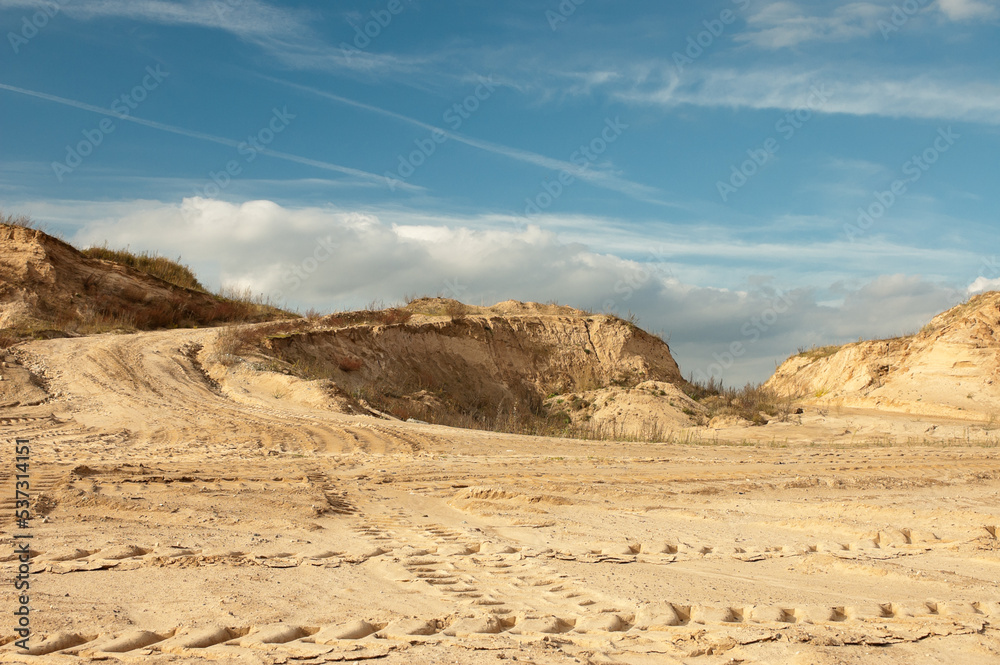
[1,229,1000,664]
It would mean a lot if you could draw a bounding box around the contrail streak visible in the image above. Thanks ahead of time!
[0,81,413,189]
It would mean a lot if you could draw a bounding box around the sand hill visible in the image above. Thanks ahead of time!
[767,291,1000,421]
[203,297,699,437]
[0,223,276,334]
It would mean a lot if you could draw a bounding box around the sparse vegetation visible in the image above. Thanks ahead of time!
[319,308,412,328]
[1,212,44,231]
[82,243,207,291]
[1,215,293,343]
[681,374,723,401]
[682,377,796,426]
[796,344,841,361]
[0,330,19,349]
[72,283,289,335]
[444,300,468,320]
[212,319,311,364]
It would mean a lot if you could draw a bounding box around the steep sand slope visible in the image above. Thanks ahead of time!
[209,297,696,434]
[767,291,1000,421]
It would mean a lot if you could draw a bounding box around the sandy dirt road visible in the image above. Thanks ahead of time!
[1,329,999,663]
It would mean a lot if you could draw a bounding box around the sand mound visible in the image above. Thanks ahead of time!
[545,380,701,438]
[203,299,692,431]
[767,291,1000,420]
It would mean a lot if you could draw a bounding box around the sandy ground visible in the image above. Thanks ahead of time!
[1,328,999,664]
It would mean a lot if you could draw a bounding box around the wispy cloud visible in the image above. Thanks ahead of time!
[736,1,888,49]
[0,0,446,80]
[937,0,999,20]
[614,66,1000,124]
[0,82,412,189]
[0,0,309,40]
[735,0,996,49]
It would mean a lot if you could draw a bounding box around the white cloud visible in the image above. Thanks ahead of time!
[45,197,967,385]
[0,0,432,78]
[734,0,997,48]
[938,0,999,20]
[0,0,309,41]
[615,66,1000,124]
[968,276,1000,294]
[737,2,888,49]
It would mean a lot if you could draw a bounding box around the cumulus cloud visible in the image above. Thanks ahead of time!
[968,276,1000,294]
[62,197,970,386]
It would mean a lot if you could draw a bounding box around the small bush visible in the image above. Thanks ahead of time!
[381,308,413,325]
[682,375,723,401]
[214,325,261,361]
[0,331,19,349]
[684,377,795,426]
[445,301,467,320]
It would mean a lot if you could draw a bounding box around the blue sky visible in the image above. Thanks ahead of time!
[2,0,999,384]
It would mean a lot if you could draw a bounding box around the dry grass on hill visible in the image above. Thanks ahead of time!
[82,243,207,292]
[0,214,292,343]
